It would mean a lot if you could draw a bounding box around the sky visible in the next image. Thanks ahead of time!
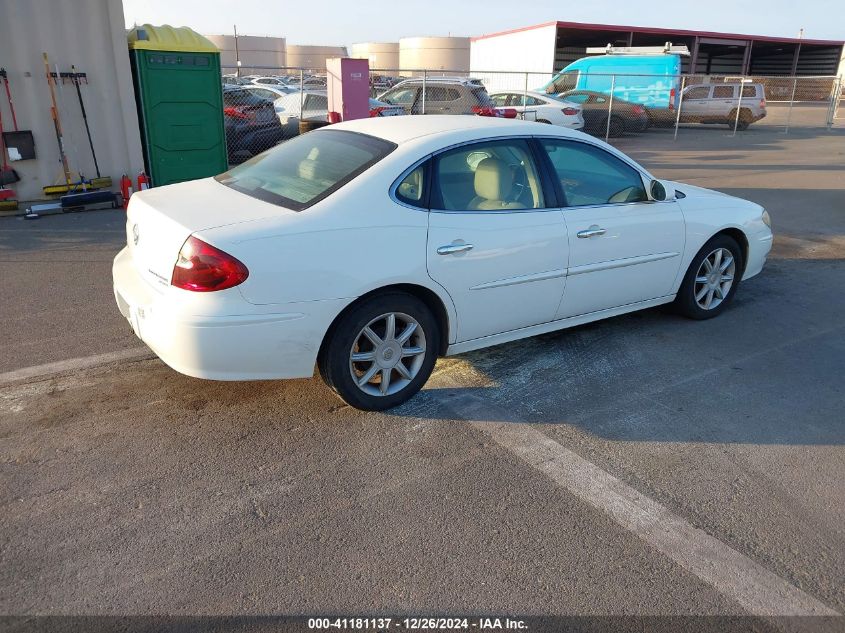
[122,0,844,45]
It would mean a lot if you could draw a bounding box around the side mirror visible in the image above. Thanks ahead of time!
[650,179,675,201]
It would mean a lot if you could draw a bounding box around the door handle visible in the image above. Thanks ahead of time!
[437,242,474,255]
[577,226,607,239]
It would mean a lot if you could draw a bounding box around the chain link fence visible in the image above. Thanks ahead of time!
[220,65,843,164]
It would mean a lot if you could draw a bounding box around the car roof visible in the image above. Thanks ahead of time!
[328,114,583,144]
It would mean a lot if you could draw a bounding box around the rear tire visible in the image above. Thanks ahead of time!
[603,115,625,137]
[537,119,552,124]
[318,293,440,411]
[673,234,744,320]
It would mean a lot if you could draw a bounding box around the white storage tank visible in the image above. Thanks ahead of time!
[399,36,471,75]
[349,42,400,71]
[205,34,286,73]
[286,44,348,70]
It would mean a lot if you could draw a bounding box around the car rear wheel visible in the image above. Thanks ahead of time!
[318,293,439,411]
[603,115,625,137]
[673,234,744,320]
[729,108,752,130]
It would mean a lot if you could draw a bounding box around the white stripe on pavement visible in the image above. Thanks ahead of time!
[431,379,839,617]
[0,348,154,386]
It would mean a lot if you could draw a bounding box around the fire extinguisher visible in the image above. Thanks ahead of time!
[120,174,133,209]
[137,170,150,192]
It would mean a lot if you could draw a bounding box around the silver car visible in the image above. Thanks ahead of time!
[680,83,767,130]
[378,77,496,115]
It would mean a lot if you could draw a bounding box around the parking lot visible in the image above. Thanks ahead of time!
[1,123,843,627]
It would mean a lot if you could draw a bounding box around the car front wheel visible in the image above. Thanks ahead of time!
[318,293,440,411]
[673,235,744,320]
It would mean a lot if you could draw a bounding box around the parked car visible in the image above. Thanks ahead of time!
[490,90,584,129]
[556,90,650,136]
[244,85,296,103]
[114,116,772,411]
[679,83,767,129]
[275,90,405,135]
[222,87,285,163]
[250,76,291,88]
[378,77,497,115]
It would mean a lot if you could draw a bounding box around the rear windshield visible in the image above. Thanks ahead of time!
[471,87,493,107]
[223,90,266,106]
[215,130,396,211]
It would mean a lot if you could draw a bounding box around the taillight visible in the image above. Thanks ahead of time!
[631,105,644,115]
[171,236,249,292]
[369,106,386,117]
[669,88,676,111]
[562,107,579,116]
[223,106,250,120]
[760,98,766,108]
[471,105,494,116]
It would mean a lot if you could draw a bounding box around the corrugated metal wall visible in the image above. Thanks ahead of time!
[0,0,144,201]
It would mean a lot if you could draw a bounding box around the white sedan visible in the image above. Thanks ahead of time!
[490,90,584,129]
[113,116,772,410]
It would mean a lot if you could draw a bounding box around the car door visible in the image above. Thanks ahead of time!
[303,94,328,121]
[382,86,420,114]
[681,85,711,120]
[711,85,736,118]
[537,138,685,319]
[423,86,460,114]
[422,138,569,342]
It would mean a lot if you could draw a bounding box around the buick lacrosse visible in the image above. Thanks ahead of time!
[113,116,772,410]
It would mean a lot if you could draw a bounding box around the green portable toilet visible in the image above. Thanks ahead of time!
[127,24,228,187]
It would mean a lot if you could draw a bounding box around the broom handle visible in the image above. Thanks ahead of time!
[72,65,100,178]
[3,78,18,131]
[43,53,72,185]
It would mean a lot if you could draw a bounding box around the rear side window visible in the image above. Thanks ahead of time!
[713,86,735,99]
[216,130,396,211]
[741,85,758,98]
[471,87,494,107]
[425,87,460,101]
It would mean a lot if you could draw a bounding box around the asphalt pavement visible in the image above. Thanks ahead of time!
[1,123,843,628]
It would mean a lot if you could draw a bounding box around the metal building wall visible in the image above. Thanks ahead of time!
[0,0,144,202]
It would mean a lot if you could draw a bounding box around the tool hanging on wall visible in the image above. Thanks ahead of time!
[68,66,100,178]
[42,52,73,188]
[0,69,20,189]
[0,68,19,131]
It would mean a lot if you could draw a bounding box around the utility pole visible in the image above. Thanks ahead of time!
[234,24,241,77]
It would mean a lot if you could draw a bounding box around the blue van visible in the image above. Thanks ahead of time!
[541,49,684,110]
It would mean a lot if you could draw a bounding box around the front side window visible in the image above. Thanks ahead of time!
[540,140,647,207]
[216,130,396,211]
[432,140,545,211]
[490,94,509,107]
[384,87,418,105]
[685,86,710,99]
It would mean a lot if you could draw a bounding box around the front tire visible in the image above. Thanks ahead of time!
[318,293,440,411]
[673,235,744,320]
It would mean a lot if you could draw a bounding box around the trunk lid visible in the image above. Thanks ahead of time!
[125,177,286,289]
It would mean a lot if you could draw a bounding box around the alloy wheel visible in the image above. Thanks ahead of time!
[694,247,736,310]
[349,312,427,397]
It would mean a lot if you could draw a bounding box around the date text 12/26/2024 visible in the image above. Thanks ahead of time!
[308,618,528,630]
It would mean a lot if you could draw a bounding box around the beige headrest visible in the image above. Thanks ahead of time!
[298,157,329,181]
[474,158,513,201]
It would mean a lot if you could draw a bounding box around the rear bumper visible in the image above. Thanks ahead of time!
[112,247,345,381]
